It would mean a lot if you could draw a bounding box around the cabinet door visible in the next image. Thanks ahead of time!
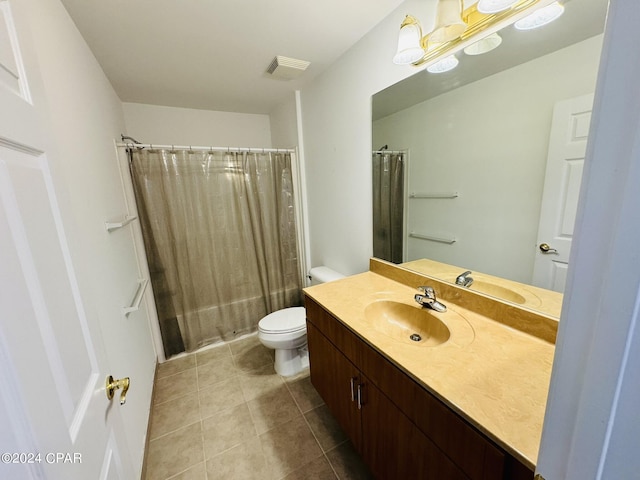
[307,321,362,450]
[360,375,469,480]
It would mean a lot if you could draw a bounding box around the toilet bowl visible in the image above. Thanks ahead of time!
[258,307,308,376]
[257,266,344,376]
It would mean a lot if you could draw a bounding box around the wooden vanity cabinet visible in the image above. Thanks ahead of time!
[305,296,534,480]
[305,320,362,448]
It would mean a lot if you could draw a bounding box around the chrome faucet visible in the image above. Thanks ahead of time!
[455,270,474,287]
[414,286,447,313]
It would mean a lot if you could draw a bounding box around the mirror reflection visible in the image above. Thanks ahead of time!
[372,0,608,316]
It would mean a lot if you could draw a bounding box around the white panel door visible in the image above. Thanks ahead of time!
[532,93,594,292]
[0,1,133,479]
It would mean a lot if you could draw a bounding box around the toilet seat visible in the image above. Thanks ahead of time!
[258,307,306,334]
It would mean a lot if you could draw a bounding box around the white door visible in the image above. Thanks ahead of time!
[532,93,594,292]
[0,2,134,479]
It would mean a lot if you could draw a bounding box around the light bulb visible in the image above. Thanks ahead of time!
[463,32,502,55]
[427,55,459,73]
[477,0,519,14]
[515,2,564,30]
[393,17,425,65]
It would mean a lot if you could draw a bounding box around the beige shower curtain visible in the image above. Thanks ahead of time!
[129,148,302,357]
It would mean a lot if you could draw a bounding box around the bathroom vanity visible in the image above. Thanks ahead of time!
[304,259,556,479]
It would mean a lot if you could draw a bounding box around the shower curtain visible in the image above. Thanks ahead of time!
[372,152,404,264]
[129,148,302,357]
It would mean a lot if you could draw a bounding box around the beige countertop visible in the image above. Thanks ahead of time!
[402,258,564,319]
[304,267,555,471]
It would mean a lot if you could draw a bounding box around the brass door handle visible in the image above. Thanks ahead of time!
[539,243,558,254]
[106,375,130,405]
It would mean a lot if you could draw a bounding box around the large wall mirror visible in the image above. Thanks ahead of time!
[372,0,608,318]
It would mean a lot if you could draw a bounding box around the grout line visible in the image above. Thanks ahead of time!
[164,461,206,480]
[152,366,198,407]
[195,354,208,480]
[148,417,201,442]
[298,410,341,479]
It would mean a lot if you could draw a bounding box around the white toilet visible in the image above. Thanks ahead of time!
[258,266,344,376]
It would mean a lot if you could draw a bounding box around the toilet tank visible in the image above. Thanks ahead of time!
[308,266,345,286]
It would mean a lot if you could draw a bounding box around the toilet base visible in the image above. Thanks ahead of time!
[274,344,309,377]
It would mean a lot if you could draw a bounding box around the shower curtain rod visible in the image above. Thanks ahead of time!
[372,149,406,154]
[116,142,295,154]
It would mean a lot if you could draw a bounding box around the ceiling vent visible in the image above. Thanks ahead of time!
[266,56,310,80]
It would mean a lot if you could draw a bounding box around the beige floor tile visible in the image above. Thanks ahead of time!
[149,392,201,440]
[199,376,244,420]
[281,455,338,480]
[325,442,373,480]
[259,415,324,479]
[247,384,301,435]
[195,343,232,366]
[230,335,274,372]
[304,405,348,452]
[238,363,285,402]
[146,344,361,480]
[145,422,204,480]
[206,437,275,480]
[166,461,207,480]
[228,333,261,355]
[157,355,196,380]
[202,403,257,459]
[197,355,238,389]
[154,368,198,405]
[286,374,324,413]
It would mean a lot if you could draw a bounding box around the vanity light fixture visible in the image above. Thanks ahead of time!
[514,1,564,30]
[430,0,467,44]
[426,55,459,73]
[392,16,426,65]
[463,32,502,55]
[392,0,557,68]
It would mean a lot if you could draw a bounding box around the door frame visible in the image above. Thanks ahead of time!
[536,0,640,477]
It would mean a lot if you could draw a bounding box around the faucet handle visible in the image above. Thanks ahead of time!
[415,286,447,312]
[417,286,436,298]
[455,271,474,286]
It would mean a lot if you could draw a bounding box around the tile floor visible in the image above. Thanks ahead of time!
[143,333,373,480]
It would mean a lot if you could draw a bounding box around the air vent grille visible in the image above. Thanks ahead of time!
[266,56,310,80]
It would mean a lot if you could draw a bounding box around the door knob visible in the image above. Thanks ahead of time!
[539,243,558,254]
[106,375,130,405]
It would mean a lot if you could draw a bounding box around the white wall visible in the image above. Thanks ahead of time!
[299,0,429,275]
[269,93,299,147]
[20,0,156,473]
[123,102,272,147]
[373,35,602,284]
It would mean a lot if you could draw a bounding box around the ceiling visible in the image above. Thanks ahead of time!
[59,0,405,114]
